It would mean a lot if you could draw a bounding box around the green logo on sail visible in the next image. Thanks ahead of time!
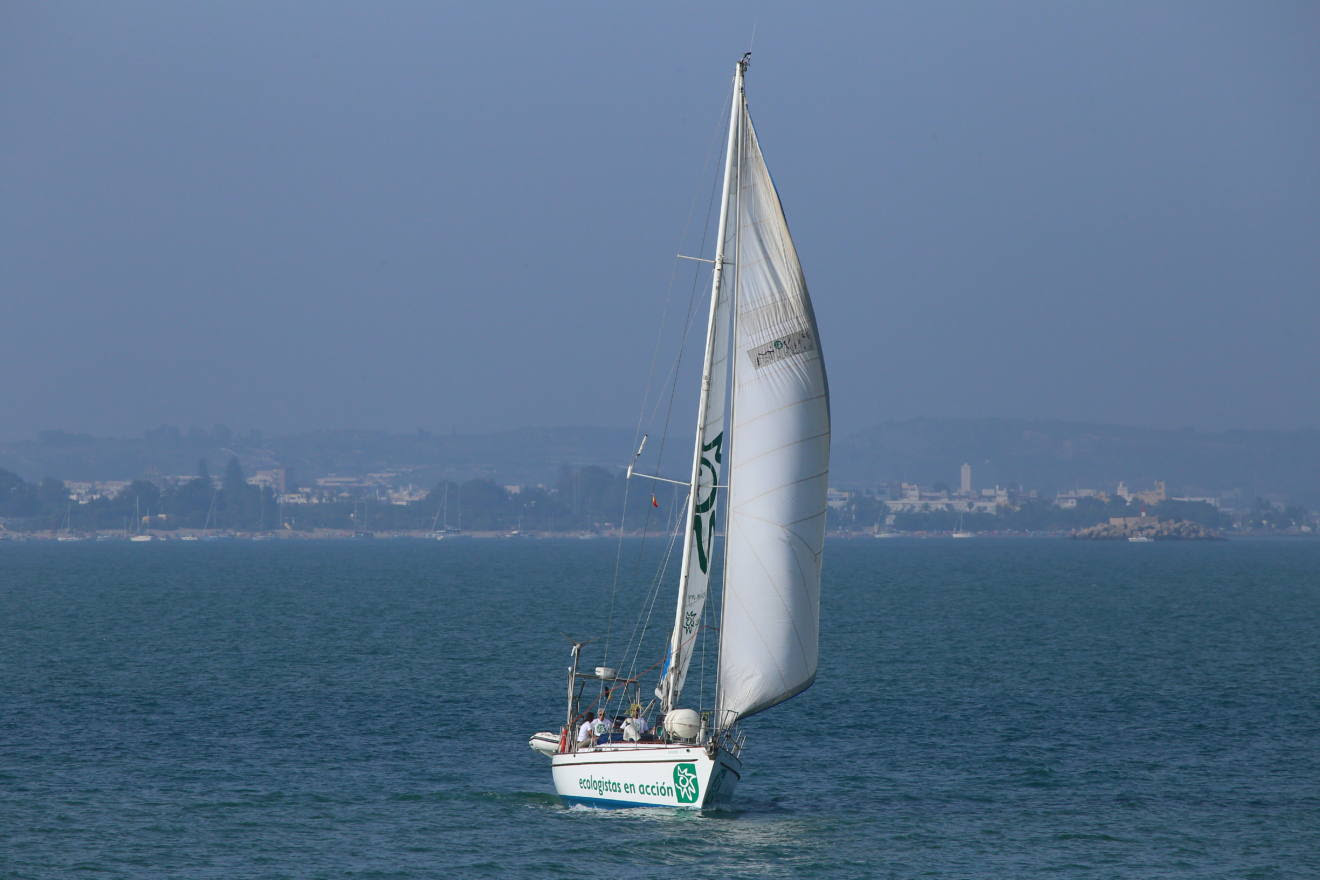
[673,763,700,804]
[691,432,723,574]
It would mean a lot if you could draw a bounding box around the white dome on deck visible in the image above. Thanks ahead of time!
[666,708,701,741]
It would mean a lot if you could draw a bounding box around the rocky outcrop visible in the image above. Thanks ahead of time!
[1072,519,1225,541]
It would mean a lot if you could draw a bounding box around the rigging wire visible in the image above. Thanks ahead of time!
[615,152,733,721]
[599,83,737,703]
[617,486,687,702]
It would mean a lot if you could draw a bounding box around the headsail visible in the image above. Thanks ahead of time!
[716,82,830,725]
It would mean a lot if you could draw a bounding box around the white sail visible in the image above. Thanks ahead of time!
[657,262,730,709]
[716,98,830,725]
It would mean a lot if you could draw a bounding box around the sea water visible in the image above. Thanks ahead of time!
[1,538,1317,879]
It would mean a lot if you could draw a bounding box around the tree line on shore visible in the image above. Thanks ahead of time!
[0,459,680,534]
[0,460,1312,535]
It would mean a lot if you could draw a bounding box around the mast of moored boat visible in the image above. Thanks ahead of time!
[658,58,746,717]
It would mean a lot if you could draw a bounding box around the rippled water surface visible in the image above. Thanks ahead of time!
[2,538,1317,878]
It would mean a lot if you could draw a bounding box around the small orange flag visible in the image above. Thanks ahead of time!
[651,494,660,508]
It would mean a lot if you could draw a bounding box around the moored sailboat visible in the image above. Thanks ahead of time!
[529,55,830,809]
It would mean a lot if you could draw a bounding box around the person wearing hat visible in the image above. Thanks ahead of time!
[621,704,649,742]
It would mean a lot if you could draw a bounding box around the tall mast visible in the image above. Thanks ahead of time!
[660,58,746,714]
[714,54,749,728]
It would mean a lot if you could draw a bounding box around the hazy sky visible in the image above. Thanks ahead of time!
[4,1,1317,442]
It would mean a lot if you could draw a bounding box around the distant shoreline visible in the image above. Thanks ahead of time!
[4,528,1314,543]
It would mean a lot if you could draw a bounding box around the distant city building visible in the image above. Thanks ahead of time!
[960,463,972,495]
[316,475,371,489]
[1116,480,1166,507]
[1055,488,1107,509]
[64,481,131,503]
[388,485,429,506]
[884,482,1008,515]
[1170,495,1219,508]
[248,470,281,489]
[1110,515,1153,528]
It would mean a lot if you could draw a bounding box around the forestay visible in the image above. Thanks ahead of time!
[716,99,830,725]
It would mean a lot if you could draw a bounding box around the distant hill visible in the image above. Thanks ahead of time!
[3,419,1318,505]
[832,418,1320,503]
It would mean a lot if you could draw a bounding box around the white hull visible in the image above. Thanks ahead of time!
[548,742,741,809]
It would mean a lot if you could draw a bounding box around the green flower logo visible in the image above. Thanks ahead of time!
[673,762,700,804]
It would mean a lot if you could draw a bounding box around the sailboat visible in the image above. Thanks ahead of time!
[430,483,460,539]
[528,55,830,809]
[57,502,84,542]
[951,512,974,539]
[129,496,155,542]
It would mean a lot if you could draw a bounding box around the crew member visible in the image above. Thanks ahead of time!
[622,704,649,742]
[591,709,612,744]
[576,711,596,750]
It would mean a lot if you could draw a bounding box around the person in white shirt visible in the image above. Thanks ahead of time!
[591,709,612,743]
[576,711,596,750]
[621,704,649,742]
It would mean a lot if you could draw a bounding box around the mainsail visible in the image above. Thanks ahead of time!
[716,90,830,725]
